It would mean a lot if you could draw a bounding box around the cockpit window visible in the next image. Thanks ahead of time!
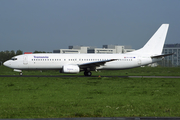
[11,57,17,61]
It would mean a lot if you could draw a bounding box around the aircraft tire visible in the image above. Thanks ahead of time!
[87,71,92,76]
[84,71,92,76]
[20,72,23,76]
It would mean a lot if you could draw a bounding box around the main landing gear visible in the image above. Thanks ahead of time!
[84,71,92,76]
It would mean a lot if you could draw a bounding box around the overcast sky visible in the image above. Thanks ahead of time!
[0,0,180,52]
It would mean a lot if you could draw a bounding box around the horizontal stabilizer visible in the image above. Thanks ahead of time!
[151,53,174,58]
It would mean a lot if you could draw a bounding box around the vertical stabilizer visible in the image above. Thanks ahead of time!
[131,24,169,55]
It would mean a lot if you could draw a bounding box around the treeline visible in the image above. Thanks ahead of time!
[0,50,52,63]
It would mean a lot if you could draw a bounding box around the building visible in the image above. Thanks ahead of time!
[53,45,135,54]
[160,44,180,67]
[57,46,91,54]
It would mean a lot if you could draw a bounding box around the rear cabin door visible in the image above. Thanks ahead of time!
[137,56,141,65]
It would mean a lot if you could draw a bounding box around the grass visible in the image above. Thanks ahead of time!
[1,66,180,118]
[1,66,180,76]
[0,77,180,118]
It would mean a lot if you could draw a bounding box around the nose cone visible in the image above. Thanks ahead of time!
[3,61,10,67]
[3,61,7,66]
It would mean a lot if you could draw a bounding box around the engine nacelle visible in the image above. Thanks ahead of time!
[62,65,80,73]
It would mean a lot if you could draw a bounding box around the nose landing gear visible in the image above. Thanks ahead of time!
[20,72,23,76]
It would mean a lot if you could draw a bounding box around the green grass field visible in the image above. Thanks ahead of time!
[1,66,180,76]
[0,66,180,118]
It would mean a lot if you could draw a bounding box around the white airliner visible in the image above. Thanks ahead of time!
[3,24,172,76]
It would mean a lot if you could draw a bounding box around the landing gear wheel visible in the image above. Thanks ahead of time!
[84,71,92,76]
[20,72,23,76]
[87,71,92,76]
[84,71,87,76]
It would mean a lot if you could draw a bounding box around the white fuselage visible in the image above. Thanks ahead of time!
[3,53,161,70]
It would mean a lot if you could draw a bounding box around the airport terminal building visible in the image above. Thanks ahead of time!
[160,44,180,67]
[53,45,135,54]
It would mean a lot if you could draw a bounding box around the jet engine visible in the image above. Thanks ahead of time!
[62,65,80,73]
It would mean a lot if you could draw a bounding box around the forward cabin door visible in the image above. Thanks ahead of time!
[23,55,28,65]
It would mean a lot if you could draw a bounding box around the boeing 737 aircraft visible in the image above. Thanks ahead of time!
[3,24,172,76]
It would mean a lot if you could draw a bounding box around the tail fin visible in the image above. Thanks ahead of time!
[131,24,169,55]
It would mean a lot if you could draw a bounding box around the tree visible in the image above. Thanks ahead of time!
[16,50,23,55]
[34,51,46,53]
[4,50,11,61]
[10,50,15,57]
[0,51,5,63]
[0,50,23,63]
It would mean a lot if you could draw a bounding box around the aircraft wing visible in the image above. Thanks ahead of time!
[78,59,116,69]
[151,53,174,58]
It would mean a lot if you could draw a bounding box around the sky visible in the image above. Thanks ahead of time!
[0,0,180,52]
